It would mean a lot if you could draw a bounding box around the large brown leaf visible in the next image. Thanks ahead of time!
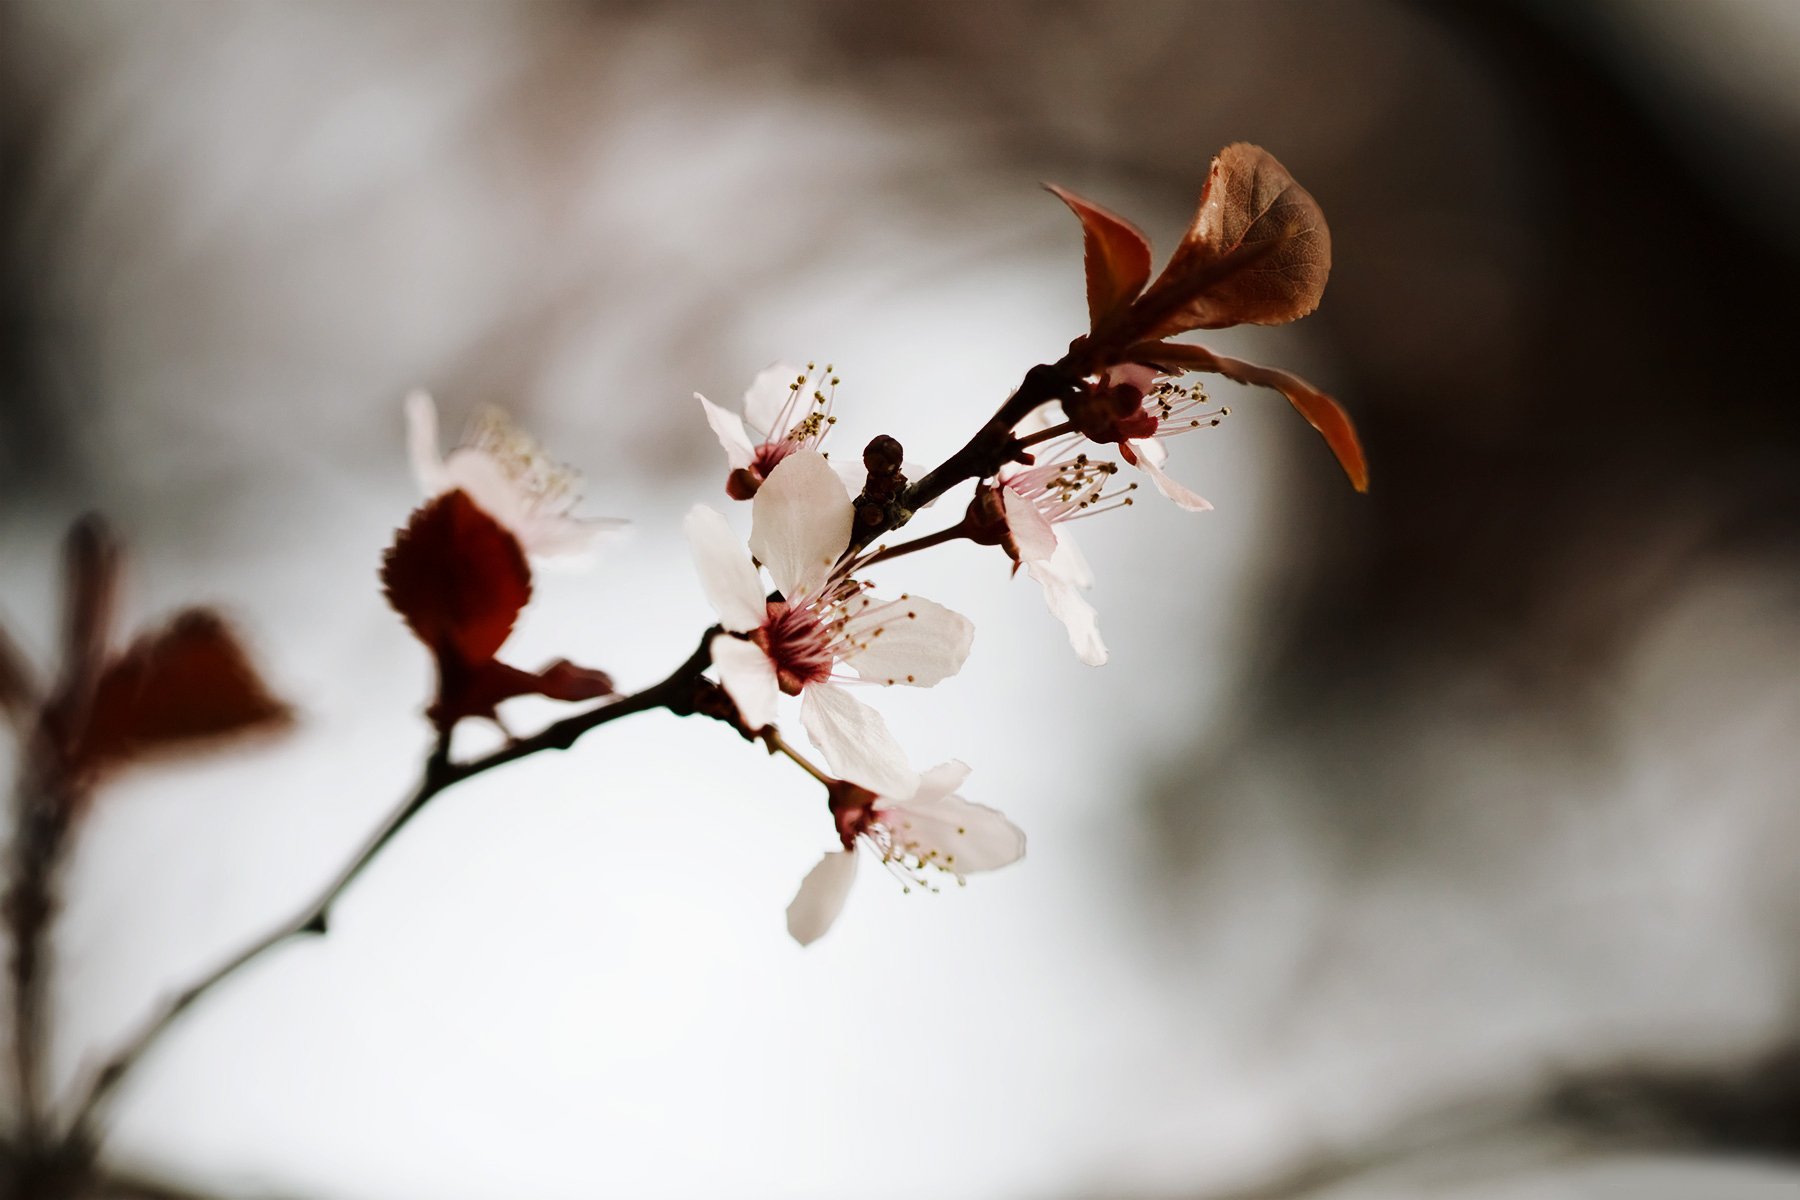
[381,490,532,664]
[1131,341,1368,492]
[1129,144,1330,339]
[75,609,293,773]
[1046,184,1153,335]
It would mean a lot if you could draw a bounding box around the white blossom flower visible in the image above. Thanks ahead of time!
[697,362,839,500]
[999,453,1138,667]
[405,391,624,563]
[1108,365,1225,513]
[785,761,1026,946]
[685,450,973,796]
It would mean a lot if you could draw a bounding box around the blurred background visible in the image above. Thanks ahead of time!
[3,1,1799,1197]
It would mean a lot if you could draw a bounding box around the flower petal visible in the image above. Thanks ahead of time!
[800,682,917,797]
[999,484,1057,564]
[1026,557,1108,667]
[909,759,972,805]
[685,506,768,633]
[750,451,853,600]
[786,849,858,946]
[841,594,973,688]
[1128,440,1213,512]
[710,633,778,732]
[508,511,627,565]
[885,792,1025,875]
[1050,527,1095,589]
[697,393,757,471]
[441,448,540,538]
[743,361,806,435]
[405,390,454,496]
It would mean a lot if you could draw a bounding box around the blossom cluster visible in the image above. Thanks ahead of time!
[380,144,1367,945]
[0,141,1369,1197]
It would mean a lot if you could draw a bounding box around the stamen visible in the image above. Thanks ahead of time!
[462,406,584,513]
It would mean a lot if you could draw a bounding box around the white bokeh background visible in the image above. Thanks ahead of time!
[4,3,1800,1199]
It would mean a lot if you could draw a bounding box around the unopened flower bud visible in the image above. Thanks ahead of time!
[962,484,1011,550]
[862,434,905,477]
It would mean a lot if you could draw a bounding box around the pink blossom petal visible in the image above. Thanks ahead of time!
[911,759,973,804]
[841,594,974,688]
[409,395,621,564]
[829,453,870,496]
[1026,557,1108,667]
[404,391,455,496]
[1130,435,1170,468]
[886,791,1025,875]
[999,484,1057,564]
[743,361,806,435]
[697,393,757,471]
[786,849,859,946]
[1049,529,1095,590]
[442,449,542,539]
[510,510,628,564]
[750,451,853,600]
[685,506,767,633]
[710,633,779,732]
[800,682,917,797]
[1128,440,1213,512]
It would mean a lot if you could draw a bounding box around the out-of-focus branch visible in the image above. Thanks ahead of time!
[64,628,725,1147]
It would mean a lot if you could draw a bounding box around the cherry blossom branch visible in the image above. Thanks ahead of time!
[853,520,973,570]
[6,768,74,1147]
[1014,420,1075,449]
[64,628,724,1145]
[846,359,1083,559]
[896,361,1080,516]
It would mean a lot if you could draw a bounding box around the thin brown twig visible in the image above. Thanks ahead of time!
[63,628,722,1145]
[60,354,1103,1160]
[851,519,972,571]
[759,727,833,787]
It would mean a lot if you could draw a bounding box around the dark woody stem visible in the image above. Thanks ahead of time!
[851,519,973,571]
[65,629,723,1145]
[65,350,1119,1156]
[846,358,1084,557]
[7,767,75,1149]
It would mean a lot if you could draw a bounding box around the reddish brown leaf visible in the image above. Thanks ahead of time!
[1128,144,1330,340]
[75,609,294,773]
[531,659,616,703]
[1130,341,1368,492]
[1046,184,1154,334]
[381,490,531,664]
[428,657,615,728]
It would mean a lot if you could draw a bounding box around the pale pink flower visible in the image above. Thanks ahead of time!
[697,362,839,500]
[987,446,1134,668]
[785,761,1026,946]
[405,391,624,563]
[686,450,974,796]
[1107,365,1226,513]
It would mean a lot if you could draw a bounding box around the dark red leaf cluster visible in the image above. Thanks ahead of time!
[0,517,297,801]
[1050,143,1368,492]
[72,610,294,775]
[380,490,613,729]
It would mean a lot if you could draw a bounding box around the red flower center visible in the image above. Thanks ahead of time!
[754,600,835,696]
